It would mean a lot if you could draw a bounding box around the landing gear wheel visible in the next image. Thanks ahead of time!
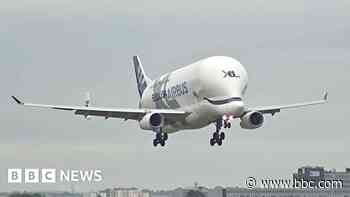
[227,122,231,128]
[210,138,215,146]
[163,133,168,141]
[160,140,165,146]
[213,132,219,140]
[153,139,158,147]
[220,132,225,140]
[217,139,223,146]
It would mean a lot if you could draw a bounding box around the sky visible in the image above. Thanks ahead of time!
[0,0,349,192]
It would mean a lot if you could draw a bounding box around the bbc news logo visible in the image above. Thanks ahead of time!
[8,169,103,184]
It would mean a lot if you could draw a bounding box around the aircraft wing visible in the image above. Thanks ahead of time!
[11,96,190,121]
[247,92,328,115]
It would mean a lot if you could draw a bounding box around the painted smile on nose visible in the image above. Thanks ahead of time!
[204,97,242,105]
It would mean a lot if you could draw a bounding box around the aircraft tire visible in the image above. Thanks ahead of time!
[217,139,223,146]
[163,133,168,141]
[220,132,225,140]
[153,139,158,147]
[210,138,215,146]
[213,132,219,140]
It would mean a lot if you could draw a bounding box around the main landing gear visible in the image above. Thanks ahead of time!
[210,117,232,146]
[153,132,168,147]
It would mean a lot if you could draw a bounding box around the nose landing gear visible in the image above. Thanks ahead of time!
[223,114,232,128]
[223,121,231,128]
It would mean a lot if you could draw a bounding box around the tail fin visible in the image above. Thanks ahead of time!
[133,56,151,97]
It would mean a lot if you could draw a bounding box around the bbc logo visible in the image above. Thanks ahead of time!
[8,169,56,183]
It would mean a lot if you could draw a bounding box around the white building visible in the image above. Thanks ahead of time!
[110,188,150,197]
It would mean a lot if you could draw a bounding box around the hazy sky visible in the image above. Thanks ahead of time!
[1,0,349,192]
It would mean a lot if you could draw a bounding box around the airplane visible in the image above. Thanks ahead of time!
[11,56,328,147]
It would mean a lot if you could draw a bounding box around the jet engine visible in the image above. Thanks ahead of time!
[240,111,264,129]
[139,113,164,130]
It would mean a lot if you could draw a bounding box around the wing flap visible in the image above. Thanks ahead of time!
[74,109,144,120]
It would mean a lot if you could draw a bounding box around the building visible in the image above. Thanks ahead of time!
[293,166,325,184]
[151,186,350,197]
[101,188,150,197]
[225,166,350,197]
[150,184,223,197]
[324,168,350,188]
[82,192,99,197]
[99,189,112,197]
[43,192,83,197]
[293,167,350,188]
[98,188,150,197]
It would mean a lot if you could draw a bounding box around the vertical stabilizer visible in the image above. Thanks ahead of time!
[133,56,151,97]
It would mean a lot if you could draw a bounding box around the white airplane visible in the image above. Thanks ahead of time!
[12,56,328,147]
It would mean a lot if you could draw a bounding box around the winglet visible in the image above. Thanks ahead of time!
[11,96,23,105]
[323,91,328,101]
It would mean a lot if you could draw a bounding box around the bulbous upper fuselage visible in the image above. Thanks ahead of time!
[139,56,248,132]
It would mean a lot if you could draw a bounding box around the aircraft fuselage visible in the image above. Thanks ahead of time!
[140,56,248,133]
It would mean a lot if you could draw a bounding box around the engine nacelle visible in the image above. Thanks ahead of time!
[139,113,164,130]
[240,111,264,129]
